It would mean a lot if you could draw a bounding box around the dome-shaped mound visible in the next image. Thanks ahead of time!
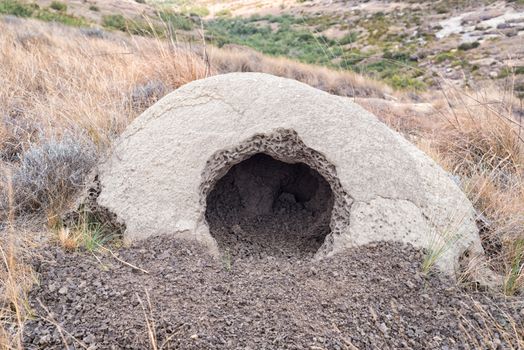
[90,73,483,275]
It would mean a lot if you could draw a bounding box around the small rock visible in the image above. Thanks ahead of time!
[48,283,58,293]
[378,323,388,334]
[38,334,51,345]
[405,280,416,289]
[83,333,96,344]
[58,286,68,295]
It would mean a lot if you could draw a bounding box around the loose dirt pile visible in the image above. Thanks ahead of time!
[24,236,523,349]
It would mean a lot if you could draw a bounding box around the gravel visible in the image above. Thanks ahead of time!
[23,236,523,349]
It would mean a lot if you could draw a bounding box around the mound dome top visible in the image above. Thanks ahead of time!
[90,72,483,275]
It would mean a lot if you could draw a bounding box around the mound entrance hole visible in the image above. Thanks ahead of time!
[205,153,334,258]
[200,129,353,259]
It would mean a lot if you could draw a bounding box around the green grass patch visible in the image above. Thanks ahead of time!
[504,239,524,296]
[159,10,195,31]
[102,14,127,31]
[434,51,457,63]
[49,1,66,12]
[204,14,425,91]
[338,32,358,45]
[458,41,480,51]
[183,6,209,17]
[358,12,391,45]
[0,0,37,17]
[216,9,231,17]
[36,9,87,26]
[1,0,87,26]
[102,14,164,36]
[205,15,348,66]
[359,54,426,91]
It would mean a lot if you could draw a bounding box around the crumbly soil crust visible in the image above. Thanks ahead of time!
[23,236,523,349]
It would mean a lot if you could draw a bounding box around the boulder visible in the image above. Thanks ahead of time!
[90,73,484,275]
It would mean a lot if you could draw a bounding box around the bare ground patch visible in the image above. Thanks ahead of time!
[23,236,523,349]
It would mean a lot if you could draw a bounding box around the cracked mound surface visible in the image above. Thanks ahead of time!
[24,236,523,349]
[205,153,333,258]
[90,72,482,274]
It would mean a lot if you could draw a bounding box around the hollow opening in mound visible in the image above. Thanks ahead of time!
[205,153,334,259]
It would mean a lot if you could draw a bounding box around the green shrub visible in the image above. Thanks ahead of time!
[0,0,87,26]
[0,0,37,17]
[458,41,480,51]
[127,19,162,36]
[498,67,512,79]
[338,32,358,45]
[102,14,127,31]
[50,1,67,12]
[434,51,456,63]
[216,9,231,17]
[102,14,163,36]
[205,16,344,66]
[36,10,87,26]
[159,11,194,31]
[89,5,99,12]
[185,6,209,17]
[383,50,411,62]
[390,74,426,90]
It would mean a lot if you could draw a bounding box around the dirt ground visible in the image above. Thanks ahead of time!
[23,235,523,349]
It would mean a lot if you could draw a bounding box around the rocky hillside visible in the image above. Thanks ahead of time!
[156,0,524,92]
[7,0,524,93]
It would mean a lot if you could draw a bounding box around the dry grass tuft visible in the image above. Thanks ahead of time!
[0,170,35,349]
[0,17,209,153]
[380,82,524,294]
[0,18,210,219]
[458,295,524,348]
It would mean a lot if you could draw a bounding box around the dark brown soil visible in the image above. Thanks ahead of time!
[23,236,523,349]
[205,153,334,259]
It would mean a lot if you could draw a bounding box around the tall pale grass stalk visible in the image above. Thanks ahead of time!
[0,169,34,349]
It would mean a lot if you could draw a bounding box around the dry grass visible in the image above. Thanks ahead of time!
[207,45,392,98]
[0,17,209,349]
[458,295,524,348]
[0,17,209,153]
[377,81,524,294]
[0,17,209,219]
[0,170,35,350]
